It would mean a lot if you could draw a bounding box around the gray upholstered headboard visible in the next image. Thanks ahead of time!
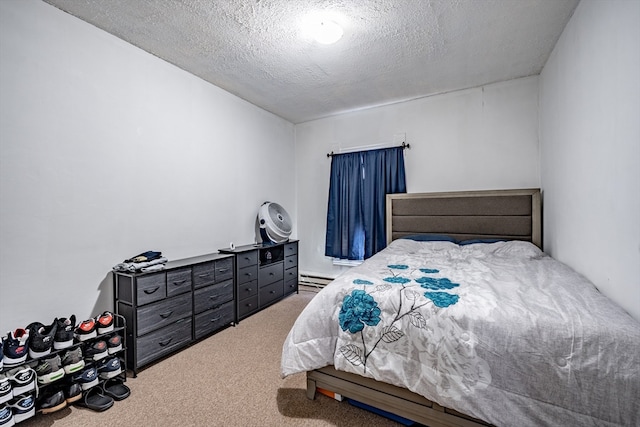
[386,188,542,248]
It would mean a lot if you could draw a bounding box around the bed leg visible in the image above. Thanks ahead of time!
[306,377,317,400]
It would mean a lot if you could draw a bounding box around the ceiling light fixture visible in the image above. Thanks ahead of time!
[313,20,343,44]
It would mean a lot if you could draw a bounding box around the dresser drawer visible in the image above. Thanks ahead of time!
[215,257,233,282]
[284,242,298,256]
[284,277,298,295]
[238,265,258,285]
[166,268,192,297]
[194,279,233,314]
[137,272,167,306]
[136,318,192,367]
[194,301,234,339]
[137,292,193,336]
[259,262,283,287]
[284,266,298,283]
[260,280,284,306]
[284,254,298,270]
[193,261,216,289]
[237,279,257,300]
[236,250,258,269]
[238,295,258,318]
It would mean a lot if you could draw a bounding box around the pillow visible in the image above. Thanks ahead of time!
[400,234,458,243]
[458,238,508,246]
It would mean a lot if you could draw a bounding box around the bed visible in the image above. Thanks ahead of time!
[281,188,640,427]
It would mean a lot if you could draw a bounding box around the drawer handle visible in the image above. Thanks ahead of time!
[210,316,222,323]
[217,268,229,273]
[159,337,173,347]
[198,273,212,278]
[144,286,160,294]
[270,290,276,294]
[244,256,251,261]
[209,295,219,300]
[246,303,253,308]
[159,310,174,319]
[245,273,253,277]
[172,280,187,286]
[269,272,274,276]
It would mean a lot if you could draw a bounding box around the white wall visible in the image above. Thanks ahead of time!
[0,0,295,332]
[295,77,540,278]
[539,0,640,321]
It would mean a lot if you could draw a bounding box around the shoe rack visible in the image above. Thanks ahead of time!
[0,314,129,423]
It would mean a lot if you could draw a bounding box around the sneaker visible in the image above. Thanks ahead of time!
[63,382,83,404]
[34,354,65,385]
[72,366,99,390]
[0,374,11,405]
[26,320,57,359]
[95,312,114,334]
[1,330,29,368]
[107,334,122,354]
[60,347,85,374]
[8,394,34,423]
[6,366,36,396]
[36,388,67,414]
[0,403,13,427]
[84,340,108,361]
[74,319,96,342]
[53,315,76,350]
[97,357,121,379]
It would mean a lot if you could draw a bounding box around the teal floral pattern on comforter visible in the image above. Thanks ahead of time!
[338,264,461,372]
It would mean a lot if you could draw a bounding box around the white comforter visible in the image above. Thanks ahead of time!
[281,239,640,426]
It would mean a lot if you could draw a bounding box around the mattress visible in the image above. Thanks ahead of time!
[281,239,640,426]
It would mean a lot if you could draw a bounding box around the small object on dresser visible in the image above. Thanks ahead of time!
[112,250,168,273]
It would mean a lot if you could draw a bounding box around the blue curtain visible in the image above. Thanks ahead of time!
[325,146,406,260]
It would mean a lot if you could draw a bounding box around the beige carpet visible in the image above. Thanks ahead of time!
[22,286,407,426]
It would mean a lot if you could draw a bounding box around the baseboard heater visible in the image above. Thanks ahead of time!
[299,273,334,288]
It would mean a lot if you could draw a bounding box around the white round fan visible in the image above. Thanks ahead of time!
[258,202,292,243]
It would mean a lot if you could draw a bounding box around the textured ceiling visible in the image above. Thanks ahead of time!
[42,0,579,124]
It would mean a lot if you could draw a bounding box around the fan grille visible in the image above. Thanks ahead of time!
[259,202,292,243]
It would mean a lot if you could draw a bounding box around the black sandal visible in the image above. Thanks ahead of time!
[102,378,131,401]
[77,387,114,412]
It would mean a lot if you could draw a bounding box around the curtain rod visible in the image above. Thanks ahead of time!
[326,142,411,158]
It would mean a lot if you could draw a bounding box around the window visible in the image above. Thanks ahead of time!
[325,146,406,260]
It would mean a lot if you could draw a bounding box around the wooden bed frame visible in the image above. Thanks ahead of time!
[306,188,542,427]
